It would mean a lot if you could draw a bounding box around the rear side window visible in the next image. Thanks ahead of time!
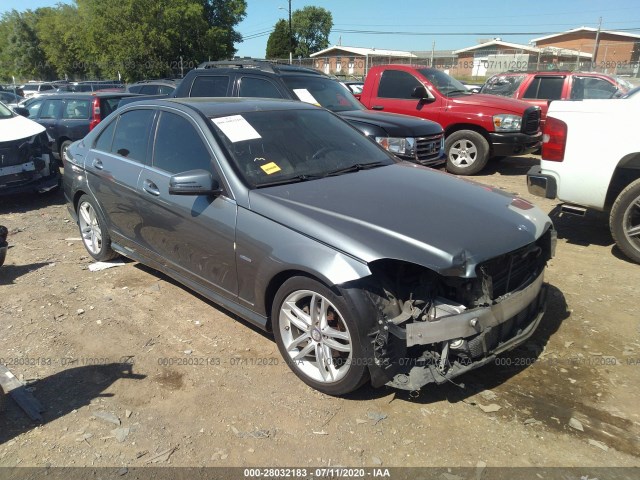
[378,70,422,99]
[94,119,117,152]
[40,99,63,119]
[63,100,91,119]
[189,76,230,97]
[238,77,284,98]
[153,112,211,174]
[523,76,564,100]
[572,76,618,99]
[111,109,155,163]
[127,85,143,94]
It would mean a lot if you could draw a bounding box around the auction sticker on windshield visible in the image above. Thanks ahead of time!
[212,115,261,143]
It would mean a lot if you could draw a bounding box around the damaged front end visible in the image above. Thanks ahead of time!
[0,131,59,196]
[365,226,556,391]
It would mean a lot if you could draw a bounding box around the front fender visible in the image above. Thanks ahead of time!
[235,207,372,316]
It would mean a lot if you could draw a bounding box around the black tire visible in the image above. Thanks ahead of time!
[272,276,370,396]
[610,178,640,264]
[59,140,72,165]
[445,130,490,175]
[0,387,5,413]
[76,194,118,262]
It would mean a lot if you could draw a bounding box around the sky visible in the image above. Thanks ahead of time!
[2,0,639,57]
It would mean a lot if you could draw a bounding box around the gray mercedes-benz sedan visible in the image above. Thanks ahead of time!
[63,98,556,395]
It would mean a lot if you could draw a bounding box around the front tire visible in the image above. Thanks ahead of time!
[445,130,490,175]
[77,194,118,261]
[610,178,640,264]
[272,276,370,395]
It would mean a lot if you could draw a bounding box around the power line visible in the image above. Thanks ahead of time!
[331,27,640,36]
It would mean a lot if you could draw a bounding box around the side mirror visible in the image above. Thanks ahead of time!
[169,169,222,196]
[14,107,29,117]
[411,86,428,98]
[411,86,436,103]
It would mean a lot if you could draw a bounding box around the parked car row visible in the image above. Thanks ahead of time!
[4,60,637,396]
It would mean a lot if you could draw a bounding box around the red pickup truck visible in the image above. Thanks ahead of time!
[359,65,542,175]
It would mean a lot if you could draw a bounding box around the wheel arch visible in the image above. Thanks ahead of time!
[444,124,492,146]
[604,153,640,209]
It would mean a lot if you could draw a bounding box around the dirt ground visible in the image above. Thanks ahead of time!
[1,155,639,472]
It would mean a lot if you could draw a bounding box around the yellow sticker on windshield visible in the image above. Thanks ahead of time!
[260,162,282,175]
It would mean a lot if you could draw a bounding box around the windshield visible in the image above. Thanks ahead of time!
[282,75,364,112]
[480,74,526,97]
[417,68,469,96]
[210,108,395,188]
[0,101,14,118]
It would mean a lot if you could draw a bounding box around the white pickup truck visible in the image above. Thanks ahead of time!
[527,88,640,263]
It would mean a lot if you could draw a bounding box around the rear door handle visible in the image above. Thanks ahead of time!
[143,179,160,196]
[92,158,103,170]
[372,105,384,110]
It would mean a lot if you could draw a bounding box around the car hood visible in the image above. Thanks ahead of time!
[449,93,532,115]
[248,163,552,277]
[0,115,45,142]
[337,109,443,137]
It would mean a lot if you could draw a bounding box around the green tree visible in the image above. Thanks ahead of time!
[266,19,294,59]
[36,5,87,79]
[76,0,247,81]
[291,6,332,58]
[1,10,53,80]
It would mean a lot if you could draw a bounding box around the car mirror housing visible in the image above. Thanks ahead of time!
[411,86,436,103]
[169,169,222,196]
[14,107,30,117]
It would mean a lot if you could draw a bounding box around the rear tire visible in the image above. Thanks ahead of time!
[445,130,490,175]
[76,194,118,262]
[610,178,640,264]
[272,276,370,396]
[59,140,72,166]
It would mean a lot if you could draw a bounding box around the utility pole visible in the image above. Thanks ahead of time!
[288,0,292,65]
[592,17,602,71]
[430,41,435,67]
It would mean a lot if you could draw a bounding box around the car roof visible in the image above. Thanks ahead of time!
[196,59,326,77]
[125,97,319,117]
[23,92,139,100]
[491,71,613,77]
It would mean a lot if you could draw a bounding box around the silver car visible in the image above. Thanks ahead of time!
[63,98,556,395]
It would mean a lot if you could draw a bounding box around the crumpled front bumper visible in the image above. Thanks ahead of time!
[381,271,548,391]
[0,155,59,196]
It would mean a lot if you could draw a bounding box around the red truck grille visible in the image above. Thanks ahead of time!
[522,106,541,135]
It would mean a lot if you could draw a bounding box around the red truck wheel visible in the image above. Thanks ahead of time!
[445,130,489,175]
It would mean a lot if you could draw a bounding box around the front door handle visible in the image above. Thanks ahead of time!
[371,105,384,110]
[92,158,103,170]
[143,179,160,196]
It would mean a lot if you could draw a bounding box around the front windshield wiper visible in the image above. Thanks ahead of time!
[255,173,326,188]
[445,89,470,96]
[326,161,386,177]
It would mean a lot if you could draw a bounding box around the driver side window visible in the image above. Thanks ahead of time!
[153,112,212,174]
[378,70,421,99]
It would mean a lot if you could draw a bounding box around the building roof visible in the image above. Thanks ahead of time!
[454,40,538,54]
[310,46,417,58]
[532,27,640,43]
[453,39,591,58]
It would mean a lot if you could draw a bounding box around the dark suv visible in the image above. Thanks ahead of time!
[19,92,139,161]
[120,60,446,167]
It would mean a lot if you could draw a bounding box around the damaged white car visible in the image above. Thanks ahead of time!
[0,101,58,196]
